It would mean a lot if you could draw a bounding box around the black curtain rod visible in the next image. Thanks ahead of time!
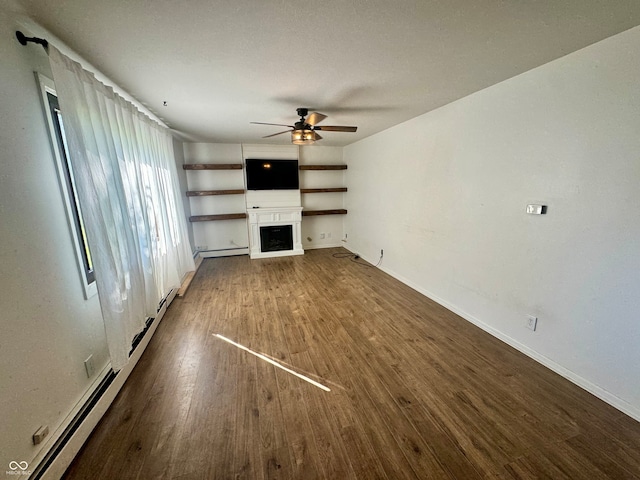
[16,30,48,50]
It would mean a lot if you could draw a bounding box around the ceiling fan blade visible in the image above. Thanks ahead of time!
[262,129,292,138]
[251,122,294,128]
[314,125,358,132]
[313,132,323,141]
[306,112,327,126]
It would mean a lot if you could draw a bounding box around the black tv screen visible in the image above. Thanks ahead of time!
[246,159,299,190]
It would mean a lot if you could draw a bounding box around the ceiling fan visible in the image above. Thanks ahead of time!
[251,108,357,145]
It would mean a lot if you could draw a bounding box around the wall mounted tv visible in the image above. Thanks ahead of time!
[245,159,299,190]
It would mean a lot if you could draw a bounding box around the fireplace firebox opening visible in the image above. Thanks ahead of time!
[260,225,293,252]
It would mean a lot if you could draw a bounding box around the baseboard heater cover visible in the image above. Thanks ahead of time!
[29,369,116,480]
[30,288,176,479]
[130,316,155,355]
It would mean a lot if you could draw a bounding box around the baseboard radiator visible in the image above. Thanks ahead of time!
[29,288,178,480]
[29,370,117,479]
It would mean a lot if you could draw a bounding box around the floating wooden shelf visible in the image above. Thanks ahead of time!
[299,165,347,170]
[189,213,247,222]
[300,187,347,194]
[302,209,348,216]
[183,164,243,170]
[186,189,245,197]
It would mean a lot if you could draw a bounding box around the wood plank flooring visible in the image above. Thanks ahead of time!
[63,248,640,479]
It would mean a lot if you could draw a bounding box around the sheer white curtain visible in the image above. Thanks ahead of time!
[48,47,194,371]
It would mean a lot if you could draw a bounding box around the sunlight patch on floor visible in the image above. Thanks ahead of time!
[213,334,331,392]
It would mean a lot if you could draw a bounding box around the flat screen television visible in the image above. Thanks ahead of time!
[245,159,299,190]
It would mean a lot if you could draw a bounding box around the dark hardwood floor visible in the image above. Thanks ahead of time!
[63,248,640,479]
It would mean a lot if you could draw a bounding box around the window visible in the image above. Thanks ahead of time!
[37,73,97,298]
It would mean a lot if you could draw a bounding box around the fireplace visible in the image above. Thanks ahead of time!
[260,225,293,252]
[247,206,304,259]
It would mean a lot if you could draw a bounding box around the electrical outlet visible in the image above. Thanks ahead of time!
[84,355,95,378]
[525,315,537,331]
[320,233,325,239]
[526,204,547,215]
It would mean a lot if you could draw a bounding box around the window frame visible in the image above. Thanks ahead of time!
[36,73,97,299]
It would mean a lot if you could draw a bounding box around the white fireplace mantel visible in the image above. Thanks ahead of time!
[247,206,304,259]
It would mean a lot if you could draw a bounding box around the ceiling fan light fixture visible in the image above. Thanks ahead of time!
[291,129,315,145]
[253,109,357,143]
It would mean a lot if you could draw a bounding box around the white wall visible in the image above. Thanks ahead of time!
[183,143,346,255]
[344,26,640,419]
[0,8,109,470]
[299,145,346,249]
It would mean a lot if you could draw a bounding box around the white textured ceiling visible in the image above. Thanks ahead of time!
[14,0,640,146]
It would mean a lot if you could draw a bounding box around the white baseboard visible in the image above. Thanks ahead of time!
[198,244,344,257]
[193,252,203,270]
[303,242,344,250]
[348,247,640,423]
[199,247,249,258]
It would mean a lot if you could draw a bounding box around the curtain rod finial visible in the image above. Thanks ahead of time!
[16,31,49,49]
[16,30,28,45]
